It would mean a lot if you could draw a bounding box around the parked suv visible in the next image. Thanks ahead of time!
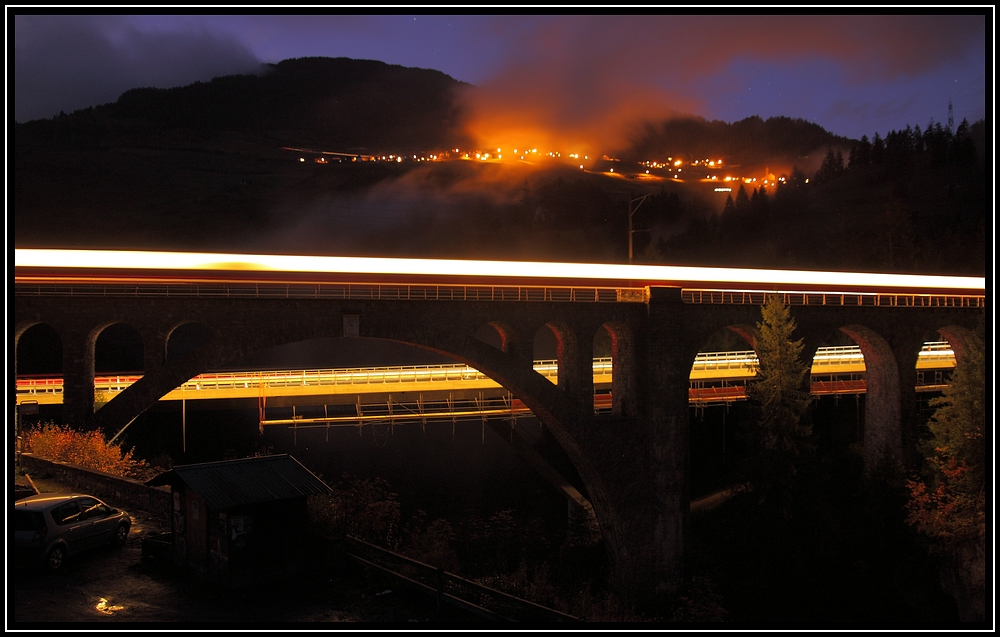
[13,494,131,571]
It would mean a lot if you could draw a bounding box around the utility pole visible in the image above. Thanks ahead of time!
[628,193,651,264]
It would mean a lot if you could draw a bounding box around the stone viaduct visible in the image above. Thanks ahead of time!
[13,287,984,600]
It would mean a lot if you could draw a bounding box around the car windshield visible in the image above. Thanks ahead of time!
[14,510,45,532]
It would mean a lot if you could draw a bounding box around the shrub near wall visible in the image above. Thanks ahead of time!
[21,422,154,479]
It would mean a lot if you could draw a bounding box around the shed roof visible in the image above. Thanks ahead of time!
[146,454,331,510]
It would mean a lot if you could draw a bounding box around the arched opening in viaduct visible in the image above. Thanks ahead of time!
[166,322,215,365]
[94,323,144,374]
[687,324,757,498]
[15,322,62,377]
[14,322,62,430]
[533,323,563,385]
[805,329,866,456]
[91,322,145,412]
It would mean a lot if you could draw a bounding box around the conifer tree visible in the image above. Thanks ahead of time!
[749,294,812,456]
[734,184,750,213]
[848,135,871,170]
[736,295,813,506]
[722,194,736,217]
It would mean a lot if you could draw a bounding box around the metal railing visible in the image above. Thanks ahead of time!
[344,536,581,622]
[14,281,646,303]
[17,281,984,308]
[681,289,985,308]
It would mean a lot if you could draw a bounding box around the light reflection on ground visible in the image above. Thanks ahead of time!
[95,597,125,615]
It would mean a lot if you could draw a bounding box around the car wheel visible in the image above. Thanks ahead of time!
[112,523,129,547]
[45,545,66,571]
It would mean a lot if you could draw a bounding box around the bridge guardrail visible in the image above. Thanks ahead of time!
[17,282,983,308]
[14,282,646,303]
[681,289,985,308]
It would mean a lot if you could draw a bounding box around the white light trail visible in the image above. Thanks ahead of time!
[13,249,986,293]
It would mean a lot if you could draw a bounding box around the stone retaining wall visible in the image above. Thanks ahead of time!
[19,454,171,521]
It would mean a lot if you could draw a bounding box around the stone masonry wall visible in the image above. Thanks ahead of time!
[19,454,171,521]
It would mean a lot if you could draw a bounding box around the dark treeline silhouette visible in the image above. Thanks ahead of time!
[648,119,986,275]
[624,115,851,167]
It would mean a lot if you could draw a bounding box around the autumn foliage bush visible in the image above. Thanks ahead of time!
[22,422,154,480]
[906,454,984,546]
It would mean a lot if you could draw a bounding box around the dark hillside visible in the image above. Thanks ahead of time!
[16,57,472,152]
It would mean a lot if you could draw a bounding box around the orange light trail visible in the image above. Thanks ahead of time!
[13,249,986,294]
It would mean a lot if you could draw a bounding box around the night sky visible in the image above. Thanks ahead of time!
[13,14,987,145]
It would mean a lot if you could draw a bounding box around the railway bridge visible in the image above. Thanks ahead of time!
[13,249,985,601]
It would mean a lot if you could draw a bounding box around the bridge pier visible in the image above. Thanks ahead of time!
[552,322,594,422]
[643,287,689,595]
[840,325,902,474]
[604,322,639,418]
[891,338,923,469]
[61,327,96,428]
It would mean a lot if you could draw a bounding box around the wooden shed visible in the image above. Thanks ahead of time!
[146,454,331,585]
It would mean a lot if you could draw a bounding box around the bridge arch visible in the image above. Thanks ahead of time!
[166,321,216,365]
[341,322,630,598]
[94,322,144,374]
[90,316,615,565]
[937,324,979,365]
[726,324,758,350]
[475,321,510,353]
